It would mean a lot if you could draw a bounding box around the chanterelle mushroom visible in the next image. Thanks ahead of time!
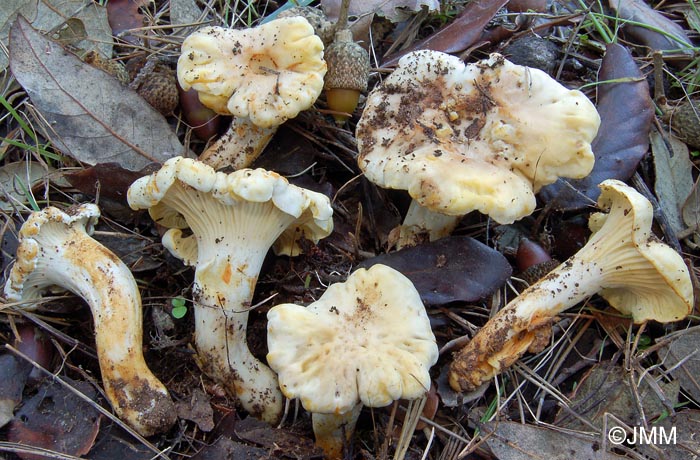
[356,50,600,248]
[449,179,694,392]
[177,17,327,170]
[267,264,438,459]
[3,204,176,436]
[128,157,333,423]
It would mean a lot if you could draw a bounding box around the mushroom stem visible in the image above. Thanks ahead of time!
[4,206,176,436]
[311,404,362,460]
[448,180,693,393]
[198,117,277,170]
[448,248,603,392]
[397,199,461,249]
[189,239,285,423]
[129,158,334,424]
[160,190,294,423]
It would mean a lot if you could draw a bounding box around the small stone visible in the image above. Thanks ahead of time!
[503,34,560,75]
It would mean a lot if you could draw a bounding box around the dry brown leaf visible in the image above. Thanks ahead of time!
[322,0,438,23]
[657,326,700,404]
[381,0,508,66]
[482,421,628,459]
[555,364,679,432]
[32,0,112,57]
[609,0,693,56]
[540,43,653,210]
[682,175,700,237]
[9,16,184,171]
[0,0,37,72]
[0,161,57,211]
[637,410,700,459]
[170,0,205,26]
[651,126,694,235]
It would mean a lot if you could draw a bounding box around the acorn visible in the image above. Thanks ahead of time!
[126,56,180,116]
[177,84,223,141]
[135,68,179,116]
[516,238,560,285]
[324,28,370,124]
[670,99,700,149]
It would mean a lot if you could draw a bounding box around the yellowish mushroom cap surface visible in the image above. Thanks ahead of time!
[587,179,693,323]
[127,157,333,258]
[356,51,600,224]
[177,17,327,128]
[266,264,439,415]
[4,205,100,300]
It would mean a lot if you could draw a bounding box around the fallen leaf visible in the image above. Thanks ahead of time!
[0,218,19,277]
[651,126,693,235]
[7,378,100,460]
[233,417,322,458]
[356,236,512,305]
[176,388,215,432]
[508,0,547,13]
[1,0,112,77]
[89,431,154,460]
[540,43,654,210]
[189,436,284,460]
[0,161,56,211]
[13,323,54,384]
[0,354,31,428]
[636,410,700,460]
[682,175,700,236]
[9,17,184,171]
[0,0,38,72]
[657,327,700,404]
[555,364,679,432]
[32,0,112,57]
[609,0,693,57]
[106,0,148,45]
[63,162,150,204]
[382,0,508,66]
[170,0,205,27]
[254,126,320,175]
[482,421,628,459]
[322,0,439,24]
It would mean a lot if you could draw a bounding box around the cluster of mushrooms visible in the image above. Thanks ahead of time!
[3,13,695,459]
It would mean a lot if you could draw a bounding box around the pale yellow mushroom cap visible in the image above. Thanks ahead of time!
[356,50,600,224]
[177,17,327,128]
[4,204,100,301]
[267,264,438,415]
[127,157,334,259]
[587,179,693,323]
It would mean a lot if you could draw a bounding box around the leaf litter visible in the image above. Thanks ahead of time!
[0,0,700,459]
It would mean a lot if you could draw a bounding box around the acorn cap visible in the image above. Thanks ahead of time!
[137,68,179,116]
[323,29,369,92]
[671,99,700,149]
